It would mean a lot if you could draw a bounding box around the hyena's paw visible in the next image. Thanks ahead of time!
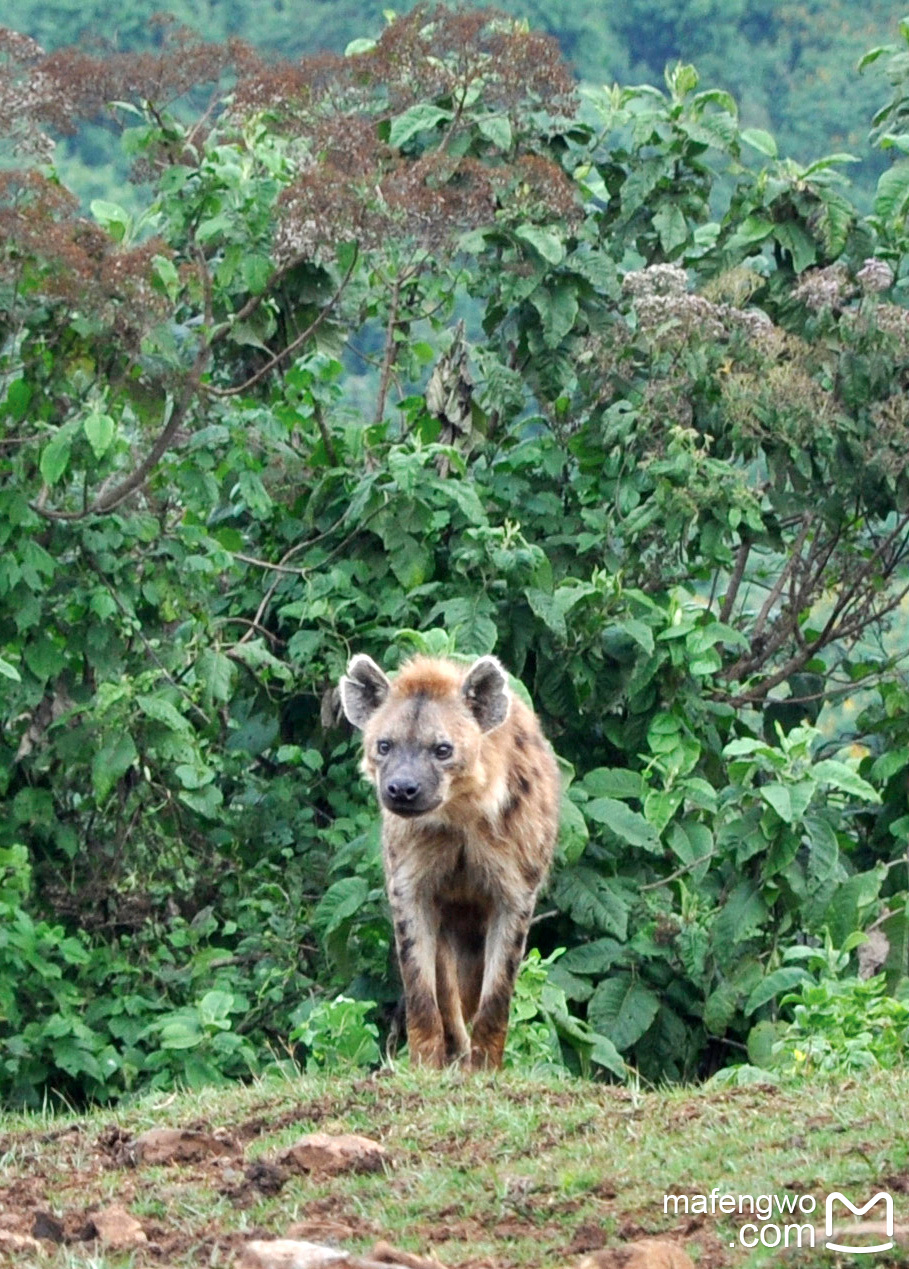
[469,1036,506,1071]
[408,1031,448,1069]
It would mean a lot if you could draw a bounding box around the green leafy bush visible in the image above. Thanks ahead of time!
[291,996,381,1074]
[774,973,909,1076]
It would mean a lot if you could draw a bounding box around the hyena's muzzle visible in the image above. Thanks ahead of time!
[380,748,443,817]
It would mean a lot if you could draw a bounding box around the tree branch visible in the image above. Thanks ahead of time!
[752,514,813,640]
[204,244,359,399]
[719,539,750,623]
[31,341,210,522]
[374,271,404,426]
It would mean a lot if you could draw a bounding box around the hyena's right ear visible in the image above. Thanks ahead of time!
[339,655,391,729]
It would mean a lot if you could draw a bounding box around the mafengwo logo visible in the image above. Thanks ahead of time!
[664,1188,898,1253]
[825,1192,894,1254]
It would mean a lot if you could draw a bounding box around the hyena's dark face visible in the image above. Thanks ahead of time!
[339,654,510,819]
[371,704,451,817]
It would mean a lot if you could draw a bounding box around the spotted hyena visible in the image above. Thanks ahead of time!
[339,653,560,1069]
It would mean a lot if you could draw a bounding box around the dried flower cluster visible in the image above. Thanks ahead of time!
[623,264,774,344]
[869,394,909,481]
[791,263,853,312]
[264,9,579,264]
[231,7,574,130]
[623,263,688,297]
[497,153,581,226]
[856,257,894,294]
[275,150,502,266]
[0,21,245,147]
[0,27,54,159]
[0,171,171,349]
[719,353,836,448]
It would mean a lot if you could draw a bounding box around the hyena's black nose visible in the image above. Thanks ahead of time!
[385,777,421,805]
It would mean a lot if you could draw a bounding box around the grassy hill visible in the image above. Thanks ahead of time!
[2,1066,908,1266]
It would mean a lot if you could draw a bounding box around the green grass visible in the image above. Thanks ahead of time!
[1,1066,908,1267]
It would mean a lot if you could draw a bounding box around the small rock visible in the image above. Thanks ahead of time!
[128,1126,236,1165]
[286,1221,357,1242]
[244,1160,289,1195]
[238,1239,348,1269]
[370,1241,448,1269]
[576,1241,696,1269]
[0,1229,43,1255]
[87,1204,148,1250]
[280,1132,388,1176]
[237,1241,449,1269]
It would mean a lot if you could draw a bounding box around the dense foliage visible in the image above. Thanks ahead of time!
[2,8,909,1105]
[3,0,899,205]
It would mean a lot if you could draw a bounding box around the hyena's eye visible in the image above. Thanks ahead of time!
[433,742,454,760]
[376,738,392,756]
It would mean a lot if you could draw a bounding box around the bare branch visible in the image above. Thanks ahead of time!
[204,245,359,398]
[31,340,210,522]
[752,514,813,640]
[719,539,750,623]
[374,271,404,426]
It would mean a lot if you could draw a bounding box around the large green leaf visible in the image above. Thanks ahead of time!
[587,973,660,1051]
[515,225,565,265]
[313,877,369,936]
[39,431,73,486]
[92,733,138,804]
[810,760,880,803]
[531,281,579,349]
[744,967,811,1015]
[560,937,628,976]
[584,797,661,852]
[83,411,115,459]
[389,104,453,148]
[552,867,629,939]
[874,161,909,223]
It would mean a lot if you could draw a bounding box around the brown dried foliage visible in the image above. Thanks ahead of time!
[496,153,581,225]
[0,171,171,350]
[0,21,246,140]
[231,6,575,127]
[262,9,578,263]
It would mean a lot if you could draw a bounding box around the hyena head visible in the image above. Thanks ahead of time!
[339,654,510,818]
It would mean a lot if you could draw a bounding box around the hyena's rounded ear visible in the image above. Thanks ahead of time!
[339,655,391,729]
[462,656,510,732]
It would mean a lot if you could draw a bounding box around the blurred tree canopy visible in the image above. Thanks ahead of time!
[3,0,899,198]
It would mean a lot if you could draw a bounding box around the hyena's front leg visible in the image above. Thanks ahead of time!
[469,902,532,1070]
[390,895,446,1068]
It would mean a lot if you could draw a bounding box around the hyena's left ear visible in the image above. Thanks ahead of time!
[339,655,391,729]
[462,656,510,732]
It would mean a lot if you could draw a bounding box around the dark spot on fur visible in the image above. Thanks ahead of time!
[520,859,544,887]
[506,953,520,980]
[501,793,522,825]
[515,730,527,751]
[394,919,410,938]
[512,929,527,952]
[398,936,416,961]
[518,772,531,796]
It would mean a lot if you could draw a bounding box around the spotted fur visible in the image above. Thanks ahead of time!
[339,653,560,1069]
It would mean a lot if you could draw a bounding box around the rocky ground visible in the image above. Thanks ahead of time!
[0,1067,907,1267]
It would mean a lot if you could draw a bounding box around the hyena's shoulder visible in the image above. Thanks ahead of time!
[483,690,560,852]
